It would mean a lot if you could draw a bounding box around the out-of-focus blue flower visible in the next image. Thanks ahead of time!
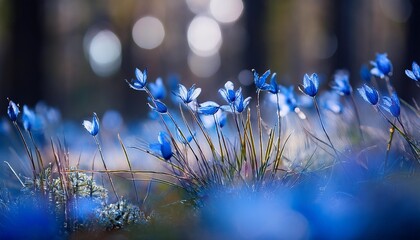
[405,61,420,83]
[219,81,241,104]
[197,101,220,115]
[382,92,401,118]
[357,84,379,106]
[370,53,392,78]
[174,84,201,104]
[83,112,99,136]
[253,69,271,91]
[22,105,36,131]
[331,70,352,96]
[150,131,172,160]
[176,130,195,144]
[148,77,166,100]
[7,100,19,122]
[218,111,227,128]
[126,68,147,90]
[298,73,319,97]
[321,92,343,114]
[148,100,168,114]
[360,64,371,82]
[268,86,299,117]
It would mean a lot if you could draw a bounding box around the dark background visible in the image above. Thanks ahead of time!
[0,0,418,120]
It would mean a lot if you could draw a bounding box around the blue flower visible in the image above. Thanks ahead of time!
[7,100,20,122]
[126,68,147,90]
[331,70,352,96]
[234,94,251,113]
[219,81,241,104]
[150,132,172,160]
[360,64,371,82]
[357,84,379,106]
[22,105,36,131]
[298,73,319,97]
[173,84,201,104]
[217,111,227,128]
[266,73,280,94]
[176,130,195,145]
[148,100,168,114]
[83,112,99,136]
[370,53,392,78]
[197,101,220,115]
[148,77,166,100]
[405,61,420,83]
[253,69,271,91]
[382,93,400,118]
[321,92,343,114]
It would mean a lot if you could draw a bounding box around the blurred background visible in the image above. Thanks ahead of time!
[0,0,419,120]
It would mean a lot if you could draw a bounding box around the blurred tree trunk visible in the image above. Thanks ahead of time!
[7,0,44,105]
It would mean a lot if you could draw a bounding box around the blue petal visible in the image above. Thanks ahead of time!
[7,100,20,122]
[413,61,420,79]
[198,101,220,115]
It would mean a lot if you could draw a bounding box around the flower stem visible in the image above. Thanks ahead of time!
[94,136,119,202]
[313,98,340,160]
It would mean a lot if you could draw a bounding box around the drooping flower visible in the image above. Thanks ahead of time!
[357,84,379,106]
[197,101,220,115]
[265,73,280,94]
[83,112,99,136]
[126,68,147,90]
[150,132,172,160]
[298,73,319,97]
[148,77,166,100]
[148,100,168,114]
[7,100,20,122]
[382,92,401,118]
[173,84,201,104]
[360,64,371,82]
[219,81,241,104]
[253,69,271,91]
[405,61,420,83]
[22,105,36,131]
[331,70,352,96]
[370,53,392,78]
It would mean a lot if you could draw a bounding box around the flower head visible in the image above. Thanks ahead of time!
[150,132,172,160]
[7,100,20,122]
[22,105,36,131]
[174,84,201,104]
[219,81,241,104]
[331,70,352,96]
[148,77,166,100]
[357,84,379,106]
[405,61,420,84]
[234,94,251,113]
[298,73,319,97]
[148,100,168,114]
[83,112,99,136]
[382,92,400,118]
[266,73,281,94]
[360,64,371,82]
[253,69,271,91]
[126,68,147,90]
[197,101,220,115]
[370,53,392,78]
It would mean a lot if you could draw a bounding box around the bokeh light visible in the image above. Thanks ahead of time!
[87,30,122,77]
[188,51,221,78]
[186,0,210,14]
[187,16,222,57]
[132,16,165,50]
[209,0,244,24]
